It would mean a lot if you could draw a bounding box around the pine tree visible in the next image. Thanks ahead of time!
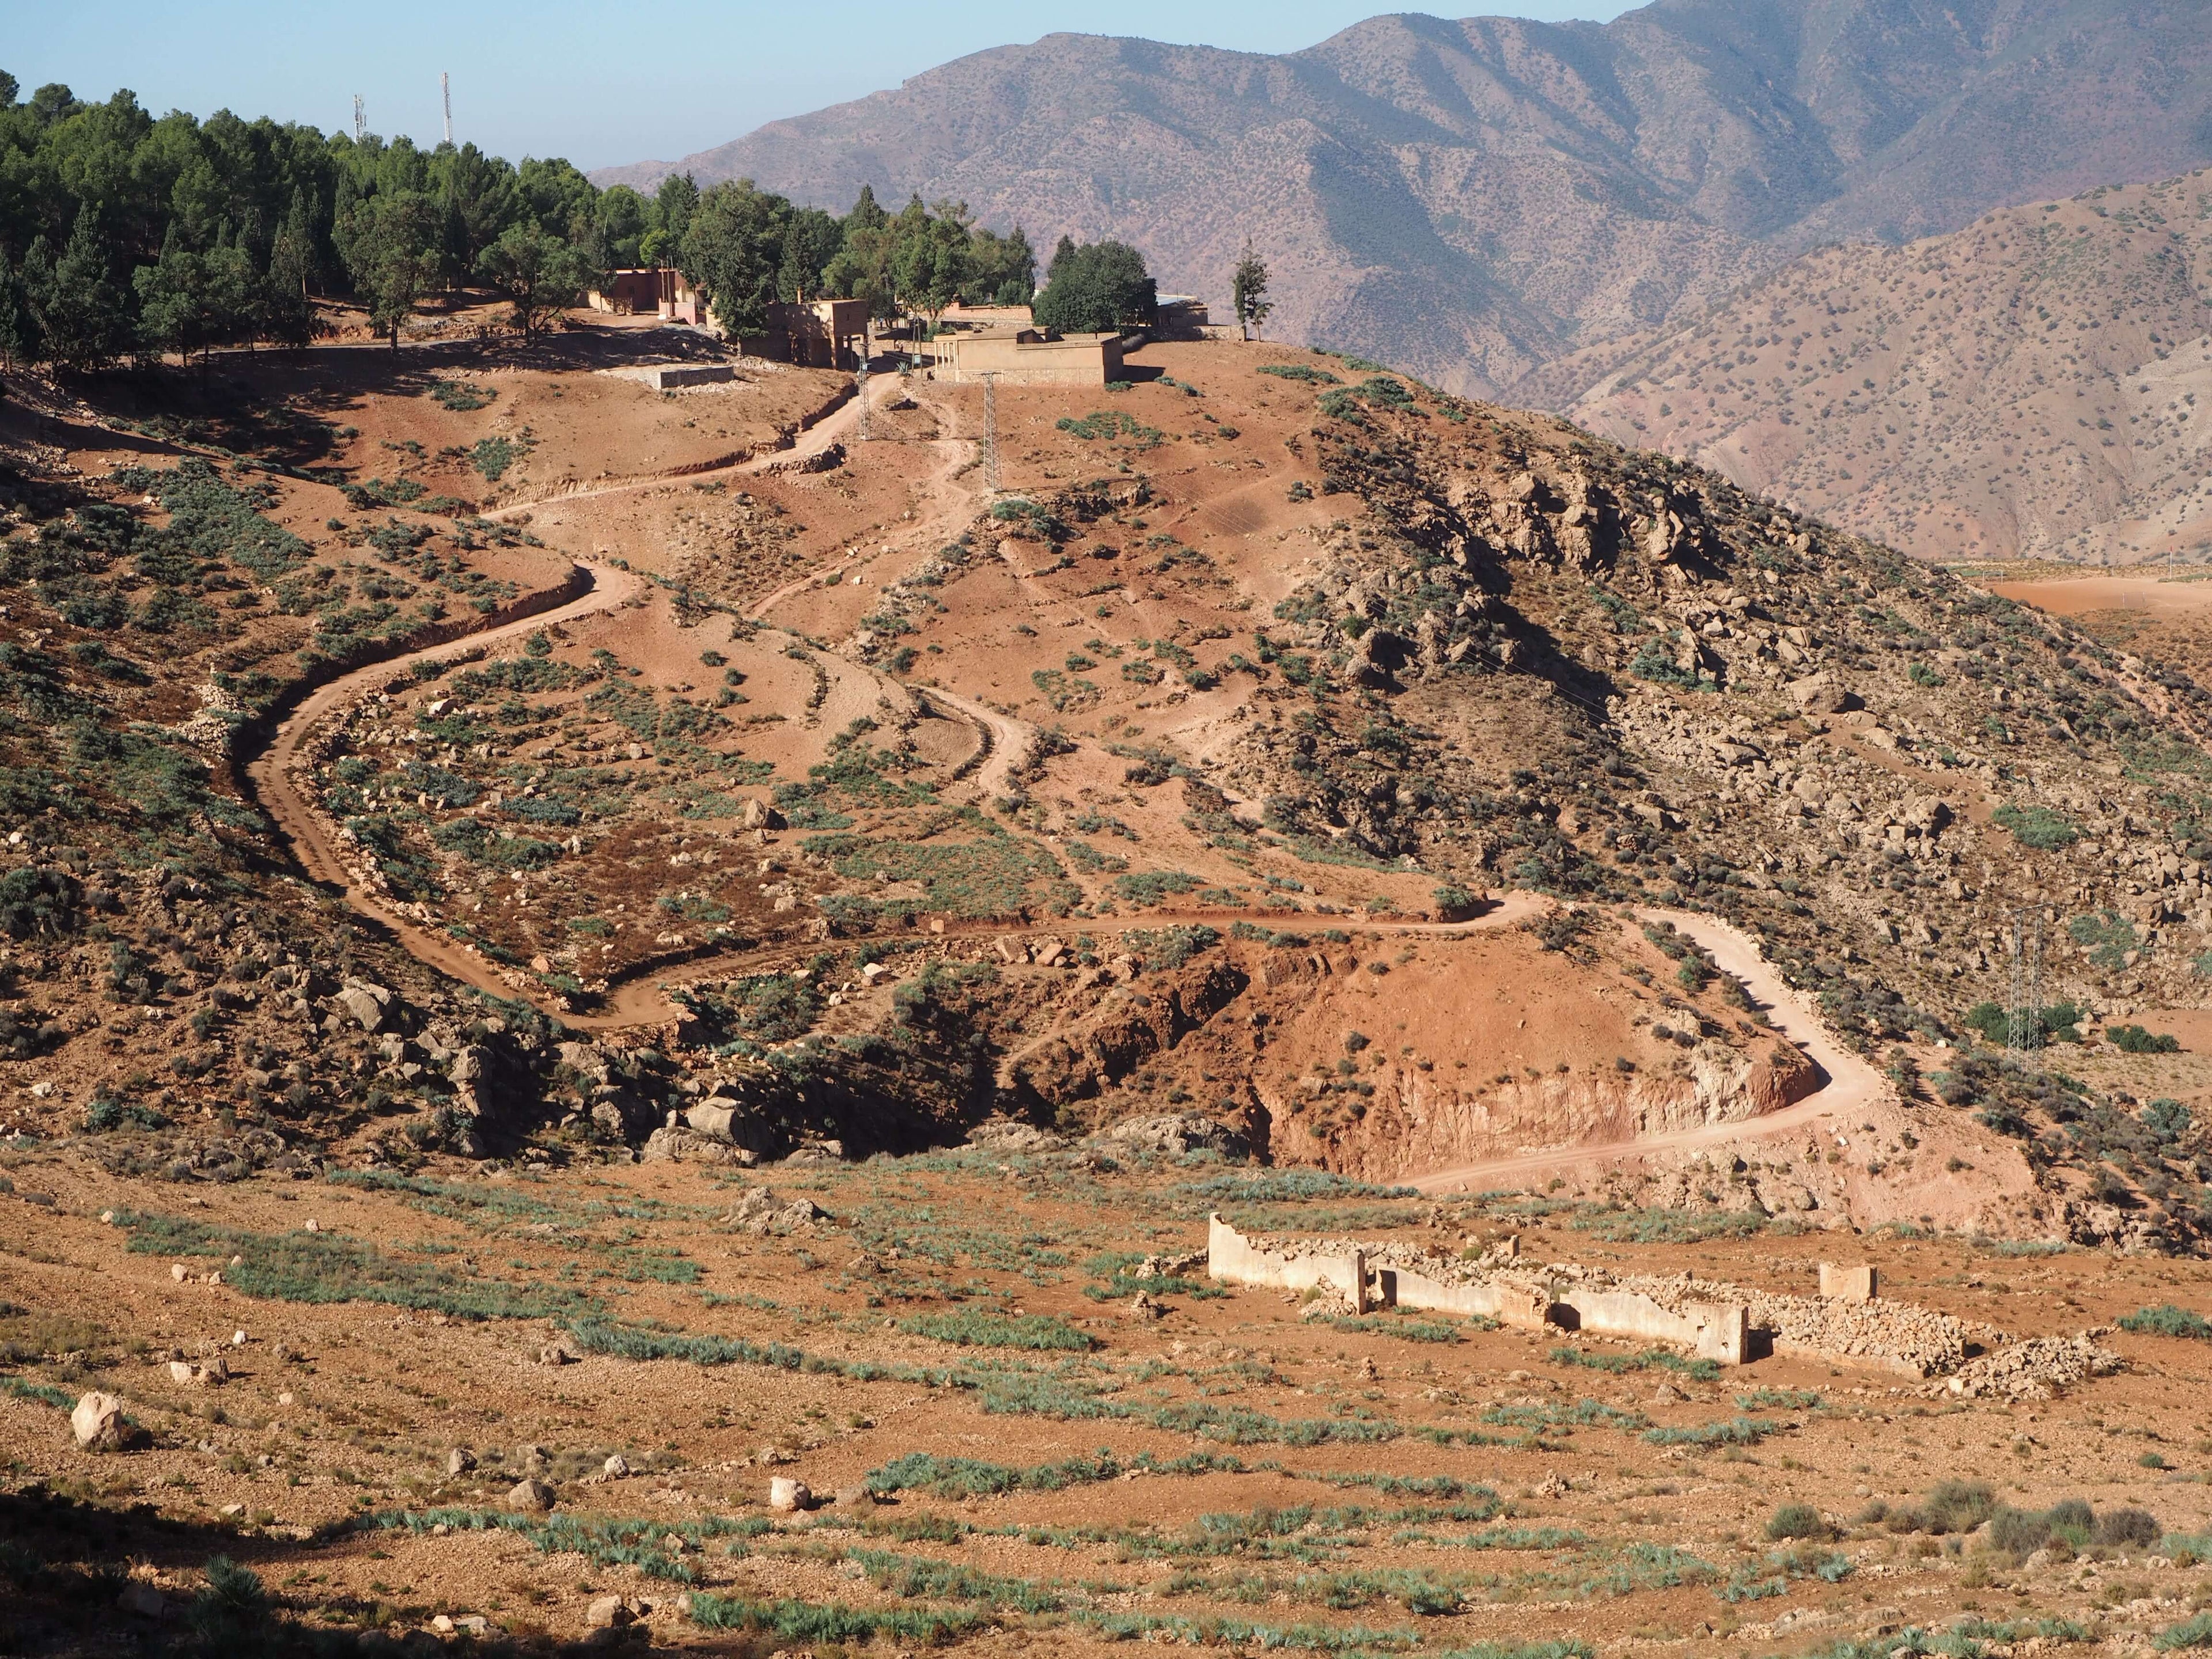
[31,205,128,370]
[0,254,37,369]
[1231,241,1272,341]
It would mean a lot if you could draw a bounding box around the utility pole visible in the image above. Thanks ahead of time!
[441,73,452,146]
[982,372,1000,493]
[353,95,365,142]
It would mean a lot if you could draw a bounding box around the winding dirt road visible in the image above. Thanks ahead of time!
[243,561,649,1007]
[240,368,1012,1026]
[1405,906,1887,1194]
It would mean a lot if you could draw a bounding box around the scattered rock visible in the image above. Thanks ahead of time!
[335,981,392,1033]
[505,1478,554,1513]
[1921,1331,2124,1401]
[768,1476,812,1512]
[1090,1113,1244,1158]
[603,1454,630,1477]
[445,1448,477,1477]
[585,1595,634,1630]
[539,1342,577,1366]
[965,1119,1070,1153]
[756,1444,796,1465]
[1127,1291,1166,1320]
[834,1484,874,1510]
[71,1391,127,1452]
[116,1581,167,1619]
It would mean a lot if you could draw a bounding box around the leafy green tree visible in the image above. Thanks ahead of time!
[681,179,790,336]
[341,191,441,350]
[1033,239,1156,334]
[0,255,37,368]
[889,199,974,328]
[477,222,590,340]
[653,172,700,248]
[133,224,211,363]
[778,206,842,300]
[516,156,595,239]
[27,204,129,369]
[972,225,1036,305]
[1232,241,1272,340]
[597,185,649,269]
[433,142,520,285]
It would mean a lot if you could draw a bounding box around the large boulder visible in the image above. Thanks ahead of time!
[505,1478,555,1513]
[335,982,391,1033]
[71,1391,127,1452]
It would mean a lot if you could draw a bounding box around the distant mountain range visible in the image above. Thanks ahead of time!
[1538,169,2212,566]
[594,2,2212,402]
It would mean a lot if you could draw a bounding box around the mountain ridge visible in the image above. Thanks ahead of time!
[590,3,2212,399]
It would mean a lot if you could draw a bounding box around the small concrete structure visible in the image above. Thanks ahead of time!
[1819,1263,1878,1302]
[936,327,1125,386]
[757,298,870,370]
[588,267,702,325]
[1208,1216,1749,1365]
[649,363,736,390]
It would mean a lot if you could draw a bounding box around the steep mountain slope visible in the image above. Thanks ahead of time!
[593,2,2212,396]
[1536,169,2212,564]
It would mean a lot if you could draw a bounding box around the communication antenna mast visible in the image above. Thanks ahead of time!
[353,95,365,142]
[982,372,1000,492]
[441,73,452,146]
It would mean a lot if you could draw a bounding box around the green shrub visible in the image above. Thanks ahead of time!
[896,1312,1095,1352]
[2158,1611,2212,1650]
[2120,1304,2212,1339]
[1115,869,1202,906]
[116,1212,584,1321]
[1255,363,1340,384]
[430,380,495,411]
[2107,1023,2181,1054]
[1918,1479,1996,1535]
[1994,803,2078,850]
[685,1593,978,1645]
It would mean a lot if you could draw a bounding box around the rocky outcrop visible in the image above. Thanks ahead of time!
[1277,1039,1819,1186]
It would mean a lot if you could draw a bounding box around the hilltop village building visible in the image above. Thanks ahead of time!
[931,326,1125,385]
[588,271,869,370]
[586,267,703,325]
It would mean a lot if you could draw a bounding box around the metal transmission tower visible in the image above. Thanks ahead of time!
[353,96,365,141]
[855,340,870,442]
[2007,908,2043,1056]
[441,74,452,146]
[981,373,1001,492]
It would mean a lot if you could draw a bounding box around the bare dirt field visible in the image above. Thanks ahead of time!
[8,322,2212,1658]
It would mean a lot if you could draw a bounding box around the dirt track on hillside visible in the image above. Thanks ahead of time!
[1406,907,1887,1195]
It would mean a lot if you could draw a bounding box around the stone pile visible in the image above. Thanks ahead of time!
[1917,1332,2124,1400]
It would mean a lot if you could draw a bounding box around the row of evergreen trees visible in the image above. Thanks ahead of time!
[0,71,1059,370]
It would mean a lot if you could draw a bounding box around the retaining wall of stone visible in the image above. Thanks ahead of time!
[1207,1216,1749,1365]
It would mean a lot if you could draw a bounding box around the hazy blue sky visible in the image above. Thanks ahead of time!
[9,1,1637,172]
